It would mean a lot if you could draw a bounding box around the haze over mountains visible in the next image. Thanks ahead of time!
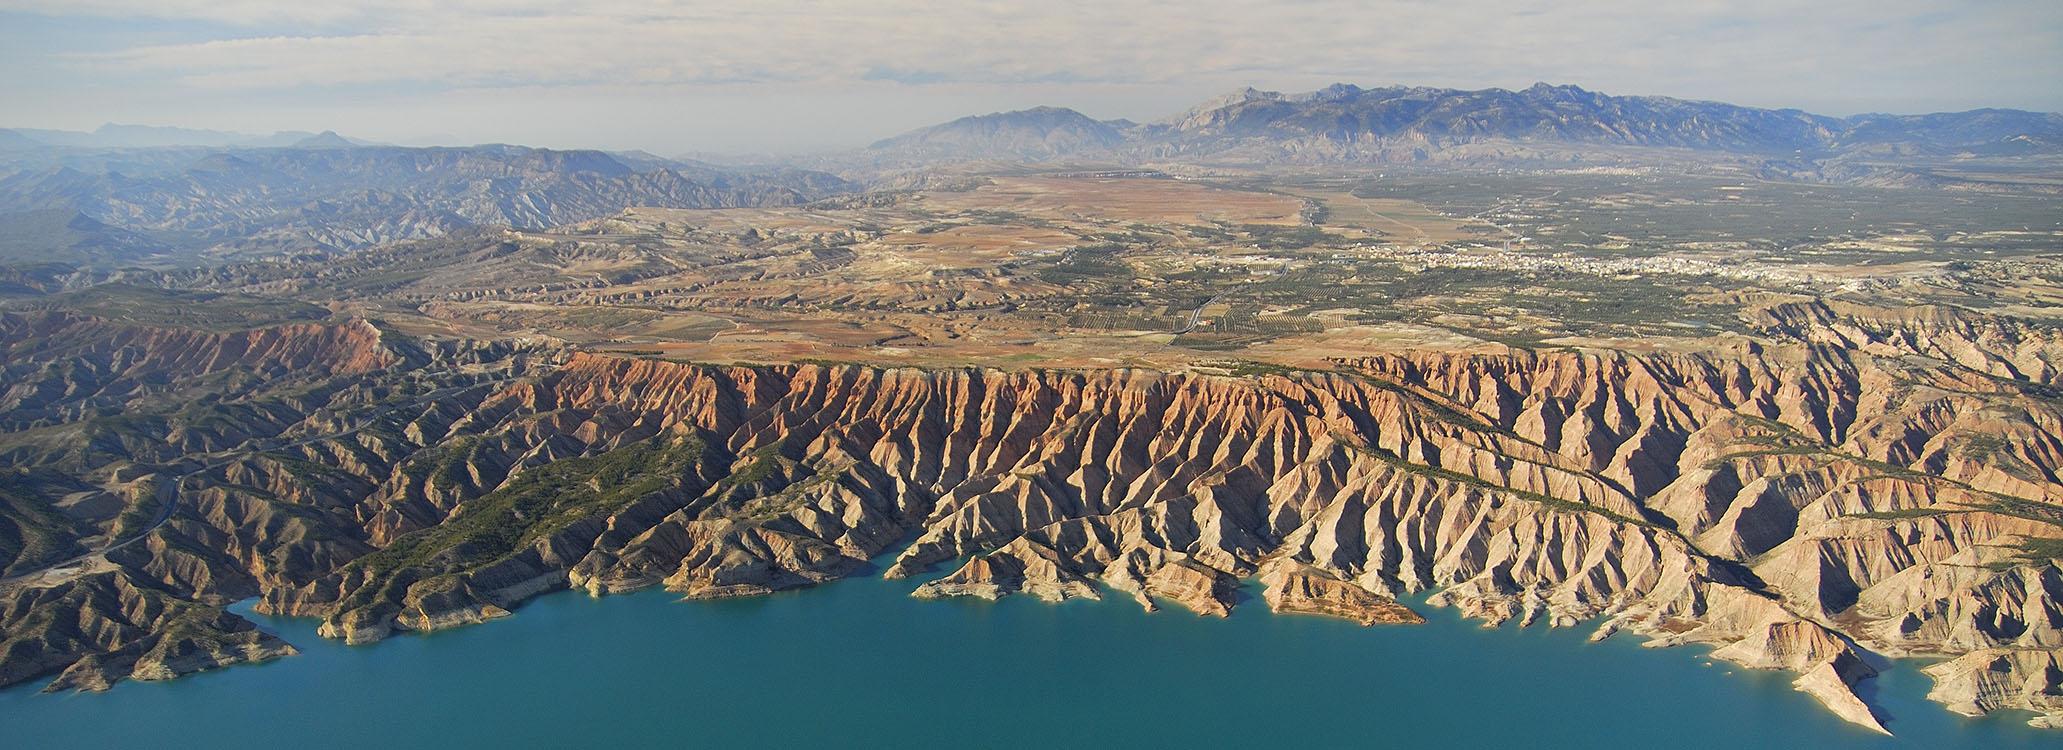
[873,82,2063,157]
[0,143,853,260]
[0,81,2057,267]
[855,83,2063,187]
[867,106,1132,161]
[15,82,2061,164]
[2,72,2063,739]
[0,124,367,150]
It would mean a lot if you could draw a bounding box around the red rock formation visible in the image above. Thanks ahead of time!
[4,322,2059,732]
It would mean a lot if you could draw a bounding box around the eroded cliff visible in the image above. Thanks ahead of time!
[2,312,2060,734]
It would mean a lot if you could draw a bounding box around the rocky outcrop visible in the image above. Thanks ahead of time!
[1796,661,1891,735]
[0,146,853,254]
[473,352,2049,733]
[0,314,556,685]
[228,350,2040,735]
[4,311,2061,736]
[913,538,1100,602]
[0,311,397,429]
[1923,649,2063,728]
[1259,559,1423,625]
[1755,300,2063,385]
[0,569,294,691]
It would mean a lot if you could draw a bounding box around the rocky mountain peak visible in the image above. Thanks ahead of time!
[867,105,1126,159]
[292,131,356,149]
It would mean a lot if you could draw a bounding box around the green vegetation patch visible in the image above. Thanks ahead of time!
[1341,370,1517,440]
[1986,535,2063,571]
[21,284,329,331]
[1843,507,1957,521]
[1215,360,1308,379]
[0,469,90,575]
[1239,224,1335,250]
[351,435,708,576]
[717,441,788,489]
[1037,243,1136,285]
[2008,536,2063,564]
[1976,494,2063,528]
[1349,441,1651,528]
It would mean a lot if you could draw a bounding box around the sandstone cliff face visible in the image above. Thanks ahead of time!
[1755,300,2063,385]
[1924,649,2063,728]
[3,315,2060,733]
[251,350,2061,729]
[0,311,396,430]
[911,537,1101,603]
[0,568,294,692]
[1258,559,1423,625]
[0,314,555,687]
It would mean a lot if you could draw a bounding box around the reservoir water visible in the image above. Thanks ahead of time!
[1,570,2051,748]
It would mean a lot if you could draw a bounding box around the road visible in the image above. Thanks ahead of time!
[1177,294,1224,334]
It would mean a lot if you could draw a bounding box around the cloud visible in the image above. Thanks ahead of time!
[24,0,2053,97]
[3,1,2059,151]
[0,0,563,27]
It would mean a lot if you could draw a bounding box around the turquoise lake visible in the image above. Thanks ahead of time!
[2,569,2052,749]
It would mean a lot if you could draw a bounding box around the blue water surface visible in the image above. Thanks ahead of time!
[2,571,2050,748]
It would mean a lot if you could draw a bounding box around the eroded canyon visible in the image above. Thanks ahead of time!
[3,292,2060,733]
[1,129,2061,737]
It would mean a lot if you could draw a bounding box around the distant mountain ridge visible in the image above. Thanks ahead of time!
[0,124,356,150]
[868,106,1129,160]
[865,82,2063,173]
[0,209,165,267]
[0,144,855,257]
[290,131,357,149]
[1163,83,2061,154]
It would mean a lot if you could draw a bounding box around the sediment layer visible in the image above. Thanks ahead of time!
[2,312,2059,732]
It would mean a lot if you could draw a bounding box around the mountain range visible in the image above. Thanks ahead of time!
[1,79,2061,737]
[2,81,2057,266]
[861,82,2063,176]
[0,124,368,150]
[867,106,1131,160]
[0,144,853,260]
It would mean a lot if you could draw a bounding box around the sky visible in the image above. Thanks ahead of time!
[1,1,2059,155]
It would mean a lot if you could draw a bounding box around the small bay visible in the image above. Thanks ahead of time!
[1,571,2051,748]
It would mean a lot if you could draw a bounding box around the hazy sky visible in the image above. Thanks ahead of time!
[2,1,2059,154]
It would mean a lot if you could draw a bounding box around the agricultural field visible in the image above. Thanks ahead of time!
[56,169,2057,371]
